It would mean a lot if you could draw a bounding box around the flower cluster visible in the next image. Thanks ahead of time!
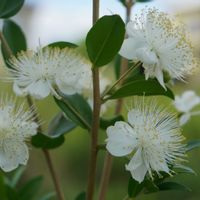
[106,99,186,183]
[0,95,38,172]
[120,8,197,89]
[8,47,91,99]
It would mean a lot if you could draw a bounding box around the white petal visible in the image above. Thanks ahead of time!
[27,80,51,99]
[135,47,158,65]
[126,148,148,183]
[56,78,77,95]
[13,82,27,96]
[0,140,29,172]
[119,38,143,60]
[155,66,166,90]
[106,121,137,157]
[179,113,191,126]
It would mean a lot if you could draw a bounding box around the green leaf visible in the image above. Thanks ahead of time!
[128,177,144,197]
[100,115,124,130]
[6,186,20,200]
[158,182,191,192]
[48,41,78,49]
[38,192,56,200]
[143,180,159,194]
[48,112,77,137]
[31,133,65,149]
[75,192,86,200]
[108,79,174,100]
[1,19,27,67]
[0,175,7,200]
[18,176,43,200]
[186,140,200,152]
[0,0,25,18]
[54,94,92,130]
[10,167,25,188]
[86,15,125,67]
[174,165,196,175]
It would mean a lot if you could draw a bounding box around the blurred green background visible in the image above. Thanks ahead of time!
[0,0,200,199]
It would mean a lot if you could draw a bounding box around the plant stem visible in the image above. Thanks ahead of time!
[86,1,101,200]
[0,31,65,200]
[98,2,134,199]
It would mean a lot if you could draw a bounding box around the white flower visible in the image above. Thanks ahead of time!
[106,99,185,183]
[119,8,197,89]
[174,91,200,125]
[0,95,38,172]
[8,47,91,99]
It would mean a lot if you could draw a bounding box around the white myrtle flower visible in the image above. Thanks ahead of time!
[0,95,38,172]
[174,91,200,125]
[106,100,185,183]
[119,8,197,89]
[8,47,91,99]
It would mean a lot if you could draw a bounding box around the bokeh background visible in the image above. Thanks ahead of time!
[0,0,200,199]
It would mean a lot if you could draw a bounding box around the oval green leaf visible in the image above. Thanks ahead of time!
[0,0,25,18]
[48,112,77,137]
[1,19,27,67]
[86,15,125,67]
[48,41,78,49]
[186,140,200,152]
[54,94,92,130]
[108,79,174,100]
[158,182,191,192]
[31,133,65,149]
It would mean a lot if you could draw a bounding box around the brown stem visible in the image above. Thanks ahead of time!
[0,31,65,200]
[86,1,101,199]
[98,2,134,199]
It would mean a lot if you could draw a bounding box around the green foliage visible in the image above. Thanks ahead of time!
[75,192,86,200]
[48,41,78,49]
[1,19,27,67]
[86,15,125,67]
[128,178,144,197]
[107,79,174,100]
[48,112,77,137]
[100,115,124,130]
[54,94,92,130]
[186,140,200,152]
[32,133,65,149]
[157,182,191,192]
[18,176,43,200]
[0,0,25,18]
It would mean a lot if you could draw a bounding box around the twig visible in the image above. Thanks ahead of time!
[86,1,101,200]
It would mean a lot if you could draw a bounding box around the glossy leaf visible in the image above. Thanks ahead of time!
[86,15,125,67]
[48,112,76,137]
[108,79,174,100]
[38,192,56,200]
[186,140,200,152]
[100,115,124,130]
[31,133,65,149]
[143,180,159,194]
[48,41,78,49]
[2,19,26,67]
[0,0,25,18]
[18,176,43,200]
[158,182,191,192]
[0,175,7,200]
[128,177,144,197]
[54,94,92,130]
[75,192,86,200]
[174,165,196,175]
[6,186,20,200]
[10,167,25,188]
